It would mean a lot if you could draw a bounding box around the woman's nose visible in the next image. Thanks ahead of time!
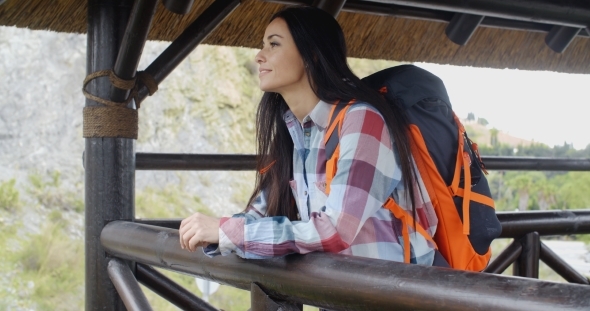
[255,49,265,64]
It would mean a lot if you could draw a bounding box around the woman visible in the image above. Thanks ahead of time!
[179,6,438,265]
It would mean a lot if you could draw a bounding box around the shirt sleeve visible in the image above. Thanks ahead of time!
[213,105,398,259]
[203,189,268,256]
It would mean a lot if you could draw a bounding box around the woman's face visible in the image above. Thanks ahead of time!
[255,18,308,94]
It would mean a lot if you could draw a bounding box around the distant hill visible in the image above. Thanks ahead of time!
[462,119,533,148]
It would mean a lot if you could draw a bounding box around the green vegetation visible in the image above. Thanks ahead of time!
[480,141,590,158]
[27,170,84,213]
[136,184,212,219]
[0,169,254,310]
[490,239,569,283]
[140,268,250,311]
[0,178,20,211]
[481,142,590,212]
[9,221,84,311]
[139,45,260,154]
[478,130,590,272]
[231,171,257,206]
[134,180,255,309]
[0,173,84,311]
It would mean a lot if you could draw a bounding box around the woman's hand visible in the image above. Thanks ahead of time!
[179,213,220,252]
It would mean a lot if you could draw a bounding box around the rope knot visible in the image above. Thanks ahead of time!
[82,69,158,139]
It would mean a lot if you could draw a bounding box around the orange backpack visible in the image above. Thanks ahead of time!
[324,65,502,271]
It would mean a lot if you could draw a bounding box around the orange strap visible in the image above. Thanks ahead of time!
[461,151,471,235]
[324,100,354,194]
[449,115,465,196]
[383,198,437,263]
[454,188,495,208]
[407,125,442,211]
[259,160,276,174]
[323,100,355,146]
[325,115,342,146]
[446,113,474,234]
[325,144,339,194]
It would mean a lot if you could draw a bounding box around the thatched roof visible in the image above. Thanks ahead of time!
[2,0,589,73]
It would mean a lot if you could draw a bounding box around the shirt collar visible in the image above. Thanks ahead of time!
[282,100,332,130]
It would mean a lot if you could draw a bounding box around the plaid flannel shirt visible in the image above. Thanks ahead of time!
[206,100,437,265]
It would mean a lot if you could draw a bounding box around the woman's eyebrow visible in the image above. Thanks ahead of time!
[266,34,283,40]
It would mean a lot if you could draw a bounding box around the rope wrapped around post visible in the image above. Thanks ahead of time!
[82,70,158,139]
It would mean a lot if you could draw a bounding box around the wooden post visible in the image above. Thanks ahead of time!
[85,0,135,309]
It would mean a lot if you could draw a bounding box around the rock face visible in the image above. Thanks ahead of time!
[133,38,261,217]
[0,26,262,310]
[1,26,262,217]
[0,27,86,186]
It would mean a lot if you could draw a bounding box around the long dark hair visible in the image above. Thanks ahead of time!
[248,6,418,220]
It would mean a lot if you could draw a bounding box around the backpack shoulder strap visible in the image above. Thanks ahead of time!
[324,101,352,159]
[324,100,354,194]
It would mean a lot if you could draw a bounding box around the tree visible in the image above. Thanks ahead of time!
[479,143,515,156]
[532,176,557,210]
[553,172,590,209]
[490,128,499,147]
[477,117,488,126]
[467,112,475,121]
[506,174,534,211]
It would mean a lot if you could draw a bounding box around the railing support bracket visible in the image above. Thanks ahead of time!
[250,283,302,311]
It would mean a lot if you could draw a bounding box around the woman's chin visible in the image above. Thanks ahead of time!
[259,84,277,93]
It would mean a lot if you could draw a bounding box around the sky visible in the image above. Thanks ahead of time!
[414,63,590,150]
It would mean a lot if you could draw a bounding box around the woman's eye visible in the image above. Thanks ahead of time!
[270,42,279,48]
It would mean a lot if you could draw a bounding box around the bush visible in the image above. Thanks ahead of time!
[0,179,20,211]
[6,219,84,311]
[136,185,213,219]
[27,171,84,213]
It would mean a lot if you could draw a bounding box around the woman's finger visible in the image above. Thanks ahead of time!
[179,213,195,230]
[182,226,196,250]
[179,220,190,249]
[179,212,220,252]
[188,234,207,252]
[179,213,201,249]
[179,219,196,249]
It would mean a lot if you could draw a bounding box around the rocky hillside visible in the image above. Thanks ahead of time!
[1,25,267,310]
[0,26,263,219]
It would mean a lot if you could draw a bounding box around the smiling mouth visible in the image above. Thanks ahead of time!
[259,69,271,76]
